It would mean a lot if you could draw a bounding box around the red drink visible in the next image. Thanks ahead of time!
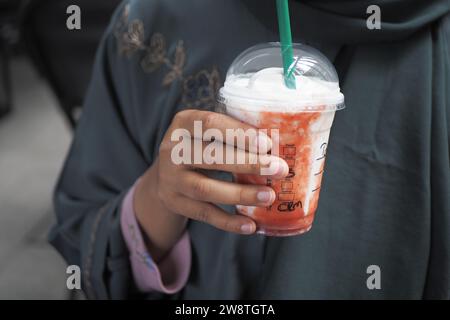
[227,108,335,236]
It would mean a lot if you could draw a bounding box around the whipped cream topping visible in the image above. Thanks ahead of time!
[220,67,344,112]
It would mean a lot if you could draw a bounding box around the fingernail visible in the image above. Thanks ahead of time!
[257,190,272,203]
[267,157,288,178]
[240,223,254,234]
[275,159,289,177]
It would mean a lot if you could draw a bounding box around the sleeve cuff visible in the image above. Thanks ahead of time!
[120,181,191,294]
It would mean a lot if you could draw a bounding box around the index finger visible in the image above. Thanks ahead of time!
[171,109,272,154]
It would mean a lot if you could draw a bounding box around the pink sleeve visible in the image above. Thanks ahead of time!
[120,182,191,294]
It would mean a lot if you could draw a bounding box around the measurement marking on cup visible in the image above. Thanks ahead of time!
[281,181,293,191]
[316,143,328,161]
[312,186,321,192]
[315,155,326,161]
[279,192,295,201]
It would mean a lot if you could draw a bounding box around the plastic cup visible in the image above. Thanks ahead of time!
[218,43,345,236]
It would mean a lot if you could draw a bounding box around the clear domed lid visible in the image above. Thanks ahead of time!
[219,42,345,112]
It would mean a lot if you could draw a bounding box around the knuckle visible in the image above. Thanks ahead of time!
[174,109,190,121]
[159,139,173,154]
[192,180,210,199]
[237,188,246,205]
[204,112,220,129]
[223,219,239,233]
[195,206,210,223]
[248,162,260,174]
[172,109,192,128]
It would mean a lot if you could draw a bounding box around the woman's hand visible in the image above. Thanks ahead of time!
[134,110,288,261]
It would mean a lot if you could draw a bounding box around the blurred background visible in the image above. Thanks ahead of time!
[0,0,121,299]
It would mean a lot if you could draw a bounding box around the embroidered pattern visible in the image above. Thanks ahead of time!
[115,4,221,110]
[181,67,221,110]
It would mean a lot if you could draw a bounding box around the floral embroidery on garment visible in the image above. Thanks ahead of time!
[114,4,221,110]
[181,67,221,110]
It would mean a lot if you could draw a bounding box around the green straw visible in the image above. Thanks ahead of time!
[276,0,296,89]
